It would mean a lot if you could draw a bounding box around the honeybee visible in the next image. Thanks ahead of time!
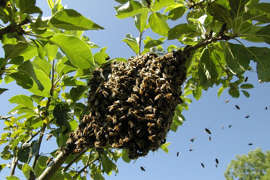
[145,114,155,119]
[154,94,162,101]
[148,135,156,142]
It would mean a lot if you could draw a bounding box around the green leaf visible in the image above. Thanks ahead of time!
[229,86,240,98]
[50,34,94,69]
[115,0,129,4]
[134,9,148,32]
[160,142,170,153]
[240,83,254,89]
[168,6,186,20]
[144,36,164,49]
[3,43,37,60]
[50,9,104,30]
[70,85,87,102]
[115,0,146,19]
[15,0,42,14]
[152,0,175,11]
[45,43,58,61]
[6,176,20,180]
[122,149,131,163]
[168,24,195,40]
[17,145,31,163]
[0,88,8,95]
[229,0,249,18]
[9,95,34,109]
[242,90,250,98]
[256,25,270,44]
[224,43,251,75]
[255,3,270,13]
[34,156,49,176]
[22,164,33,179]
[207,2,232,24]
[0,164,6,172]
[101,154,117,175]
[149,12,169,36]
[249,47,270,82]
[122,34,139,55]
[94,47,109,65]
[9,71,33,89]
[32,57,51,76]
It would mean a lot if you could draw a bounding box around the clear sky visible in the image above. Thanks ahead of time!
[1,0,270,180]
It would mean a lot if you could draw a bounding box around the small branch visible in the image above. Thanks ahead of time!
[31,60,56,179]
[10,156,18,176]
[73,154,99,179]
[138,31,144,55]
[0,18,30,39]
[25,129,42,144]
[63,148,87,172]
[37,149,71,180]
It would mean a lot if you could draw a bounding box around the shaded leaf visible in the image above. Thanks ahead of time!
[134,9,148,32]
[168,24,195,40]
[22,164,33,179]
[0,88,8,95]
[240,83,254,89]
[101,154,117,175]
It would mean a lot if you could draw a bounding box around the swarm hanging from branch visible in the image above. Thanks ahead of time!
[66,50,189,159]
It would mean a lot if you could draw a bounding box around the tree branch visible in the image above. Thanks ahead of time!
[0,18,30,39]
[30,60,56,179]
[37,30,236,180]
[37,149,71,180]
[10,156,18,176]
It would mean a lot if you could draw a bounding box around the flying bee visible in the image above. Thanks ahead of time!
[101,90,109,98]
[190,138,195,143]
[205,128,212,135]
[46,134,53,141]
[245,115,250,118]
[201,162,205,168]
[140,166,146,172]
[176,152,180,157]
[235,105,240,110]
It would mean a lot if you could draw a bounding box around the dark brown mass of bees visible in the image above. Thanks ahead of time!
[66,51,187,159]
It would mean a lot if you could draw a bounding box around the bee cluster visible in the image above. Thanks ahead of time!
[67,51,187,159]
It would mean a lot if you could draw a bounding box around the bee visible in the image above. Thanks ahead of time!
[176,152,180,157]
[154,94,162,101]
[208,136,212,141]
[228,125,232,128]
[200,162,205,168]
[113,125,120,132]
[101,90,109,97]
[128,120,134,128]
[46,134,53,141]
[244,77,248,82]
[145,114,155,119]
[245,115,250,118]
[190,138,195,143]
[165,93,173,100]
[46,157,53,166]
[248,143,253,146]
[140,166,146,172]
[205,128,212,135]
[235,105,240,110]
[215,158,219,165]
[148,135,156,142]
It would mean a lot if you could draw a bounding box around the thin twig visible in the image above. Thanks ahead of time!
[25,129,42,144]
[10,156,18,176]
[63,148,88,172]
[138,31,144,55]
[31,60,56,179]
[73,154,99,179]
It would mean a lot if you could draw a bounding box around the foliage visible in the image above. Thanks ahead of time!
[0,0,269,179]
[225,149,270,180]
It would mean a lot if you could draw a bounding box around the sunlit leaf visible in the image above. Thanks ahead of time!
[149,12,169,36]
[115,0,146,19]
[50,33,94,69]
[50,9,104,30]
[22,164,33,179]
[9,95,34,109]
[160,142,170,153]
[122,34,139,55]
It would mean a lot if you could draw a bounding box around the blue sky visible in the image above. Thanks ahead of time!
[1,0,270,179]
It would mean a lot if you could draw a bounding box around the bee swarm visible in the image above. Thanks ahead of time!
[67,51,187,159]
